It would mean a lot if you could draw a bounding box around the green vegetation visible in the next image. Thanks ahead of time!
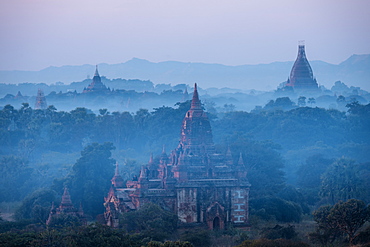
[53,142,116,217]
[311,199,370,246]
[0,100,369,246]
[120,203,178,241]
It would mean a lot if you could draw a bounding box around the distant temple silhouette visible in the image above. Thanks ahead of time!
[34,89,47,109]
[46,187,86,225]
[83,65,109,93]
[286,41,319,91]
[104,84,251,230]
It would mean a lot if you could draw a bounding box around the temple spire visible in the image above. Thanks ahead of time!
[238,153,244,166]
[226,146,233,165]
[111,162,124,187]
[139,166,146,179]
[191,83,202,110]
[148,153,154,164]
[61,187,73,207]
[94,65,100,77]
[114,162,119,176]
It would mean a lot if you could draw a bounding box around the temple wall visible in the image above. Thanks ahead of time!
[177,188,197,223]
[230,188,249,224]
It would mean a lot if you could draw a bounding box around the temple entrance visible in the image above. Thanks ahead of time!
[213,216,220,230]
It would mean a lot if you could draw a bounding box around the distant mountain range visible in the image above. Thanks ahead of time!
[1,54,369,91]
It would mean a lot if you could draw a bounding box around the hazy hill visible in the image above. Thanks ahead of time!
[0,54,369,91]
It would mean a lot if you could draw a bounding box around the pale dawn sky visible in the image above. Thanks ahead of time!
[1,0,369,71]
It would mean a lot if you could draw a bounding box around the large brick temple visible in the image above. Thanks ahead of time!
[104,84,251,229]
[286,42,319,91]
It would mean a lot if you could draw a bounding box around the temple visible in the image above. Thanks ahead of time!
[286,42,319,91]
[104,84,251,229]
[46,187,85,225]
[34,89,48,109]
[83,65,109,93]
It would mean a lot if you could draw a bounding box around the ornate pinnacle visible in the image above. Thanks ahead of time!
[61,187,73,206]
[190,83,202,110]
[149,153,154,164]
[114,162,119,176]
[139,166,146,178]
[94,65,100,77]
[238,153,244,166]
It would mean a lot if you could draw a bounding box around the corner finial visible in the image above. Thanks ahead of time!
[149,153,154,164]
[139,166,146,178]
[238,152,244,165]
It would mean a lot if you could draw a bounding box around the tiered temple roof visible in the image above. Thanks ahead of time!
[286,42,319,90]
[104,84,250,229]
[83,66,109,93]
[46,187,85,225]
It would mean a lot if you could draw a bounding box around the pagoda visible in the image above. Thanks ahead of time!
[46,187,85,225]
[286,41,319,91]
[83,65,109,93]
[34,89,48,109]
[104,84,251,229]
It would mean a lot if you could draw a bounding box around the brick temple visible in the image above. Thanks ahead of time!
[83,65,109,93]
[286,41,319,91]
[104,84,251,229]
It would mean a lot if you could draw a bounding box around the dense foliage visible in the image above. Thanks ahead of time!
[0,100,369,246]
[311,199,370,245]
[120,203,178,241]
[53,142,116,217]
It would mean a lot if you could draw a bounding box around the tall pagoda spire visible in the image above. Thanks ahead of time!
[148,153,154,165]
[111,162,124,187]
[191,83,202,110]
[94,65,100,77]
[178,83,214,155]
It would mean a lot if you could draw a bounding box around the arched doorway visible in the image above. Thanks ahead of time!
[213,216,220,230]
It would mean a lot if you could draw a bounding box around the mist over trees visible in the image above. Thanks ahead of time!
[0,82,369,246]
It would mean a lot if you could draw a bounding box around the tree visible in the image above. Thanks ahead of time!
[56,142,116,217]
[14,189,56,223]
[180,229,211,247]
[147,241,194,247]
[0,156,33,202]
[250,197,302,223]
[311,199,370,246]
[336,95,347,109]
[220,134,285,199]
[310,205,341,246]
[297,96,306,107]
[121,203,178,241]
[237,238,310,247]
[307,97,315,106]
[260,224,297,240]
[263,97,296,111]
[297,154,333,205]
[320,158,362,204]
[329,199,370,245]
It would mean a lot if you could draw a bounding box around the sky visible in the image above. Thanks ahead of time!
[0,0,370,71]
